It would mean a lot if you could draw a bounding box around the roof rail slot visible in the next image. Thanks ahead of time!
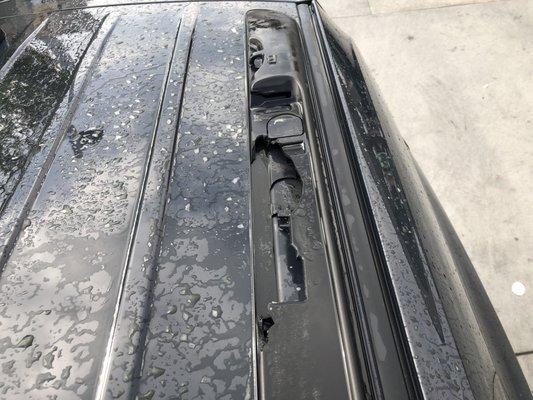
[246,10,353,400]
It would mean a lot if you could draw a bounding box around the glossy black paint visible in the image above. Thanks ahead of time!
[0,1,529,399]
[0,3,296,398]
[298,7,415,399]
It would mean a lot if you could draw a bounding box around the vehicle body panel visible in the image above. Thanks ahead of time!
[0,1,530,399]
[0,3,286,398]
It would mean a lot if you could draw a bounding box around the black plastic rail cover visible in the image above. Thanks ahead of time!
[246,9,355,400]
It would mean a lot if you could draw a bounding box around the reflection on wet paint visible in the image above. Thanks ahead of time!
[0,5,189,398]
[0,10,103,213]
[0,1,295,398]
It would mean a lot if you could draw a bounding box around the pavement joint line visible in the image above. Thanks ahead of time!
[516,350,533,357]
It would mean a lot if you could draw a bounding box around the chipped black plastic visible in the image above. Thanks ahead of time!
[247,9,352,400]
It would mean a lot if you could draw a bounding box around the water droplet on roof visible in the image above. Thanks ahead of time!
[151,366,165,378]
[16,334,34,349]
[211,305,222,319]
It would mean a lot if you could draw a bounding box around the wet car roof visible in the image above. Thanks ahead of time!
[0,2,297,397]
[0,0,304,21]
